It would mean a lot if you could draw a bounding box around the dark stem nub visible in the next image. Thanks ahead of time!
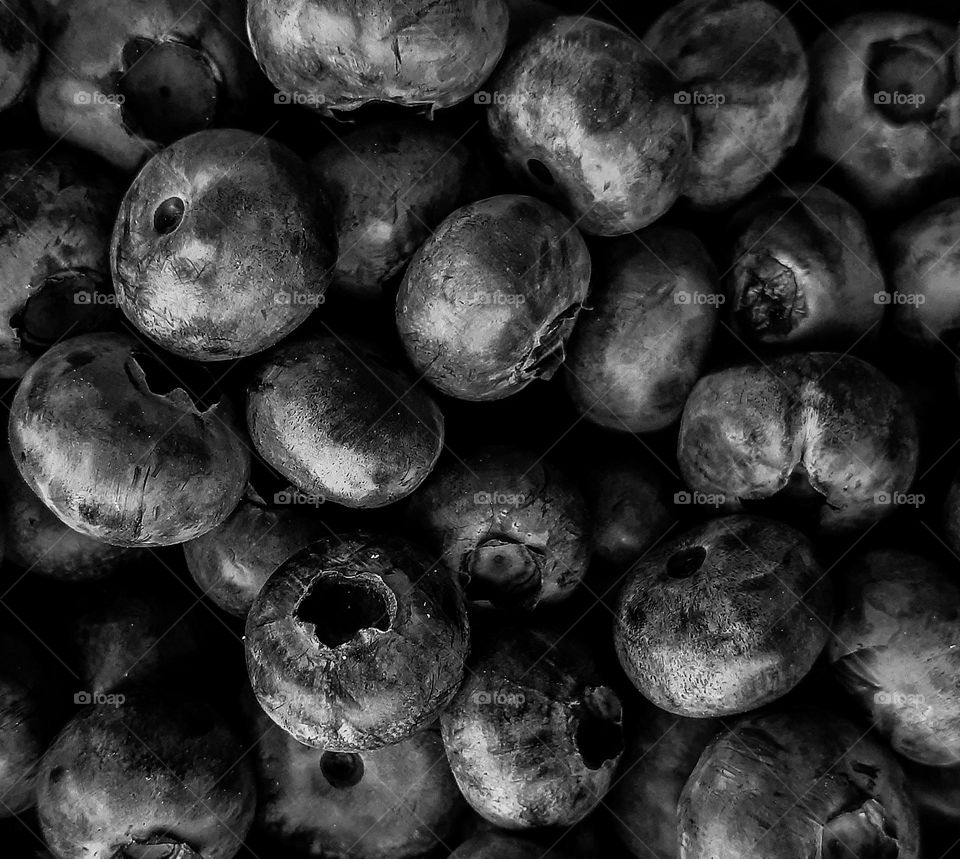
[154,197,185,235]
[119,37,220,144]
[821,799,901,859]
[320,751,365,789]
[736,252,803,340]
[666,546,707,579]
[466,537,543,608]
[297,578,391,647]
[867,35,953,124]
[527,158,555,186]
[11,271,116,351]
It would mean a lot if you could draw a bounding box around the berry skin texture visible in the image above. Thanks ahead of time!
[564,226,719,433]
[249,701,467,859]
[677,352,919,534]
[245,532,469,751]
[246,0,509,113]
[727,184,884,351]
[8,332,250,547]
[488,17,692,236]
[680,709,919,859]
[441,620,623,829]
[406,445,591,608]
[807,12,960,213]
[645,0,808,210]
[112,130,337,361]
[396,194,591,401]
[0,149,123,380]
[36,697,256,859]
[246,336,444,509]
[615,515,832,718]
[829,550,960,767]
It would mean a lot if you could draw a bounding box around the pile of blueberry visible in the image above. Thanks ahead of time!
[4,0,960,857]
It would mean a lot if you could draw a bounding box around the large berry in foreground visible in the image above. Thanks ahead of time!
[680,710,919,858]
[246,0,509,112]
[441,619,623,829]
[615,515,831,717]
[247,336,444,508]
[112,129,336,361]
[396,194,590,401]
[488,17,692,235]
[37,698,255,859]
[246,533,468,750]
[9,332,250,546]
[678,352,919,533]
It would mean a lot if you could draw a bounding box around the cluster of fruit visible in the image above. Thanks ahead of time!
[3,0,960,857]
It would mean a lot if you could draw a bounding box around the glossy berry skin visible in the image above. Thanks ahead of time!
[677,352,919,534]
[246,0,509,113]
[396,194,591,401]
[644,0,808,210]
[245,532,468,751]
[441,620,623,829]
[0,150,122,379]
[112,129,337,361]
[889,197,960,351]
[246,336,444,509]
[9,332,250,547]
[829,550,960,766]
[35,0,263,171]
[36,698,256,859]
[183,487,324,617]
[564,226,719,432]
[615,515,831,718]
[680,710,920,859]
[406,446,591,608]
[311,120,490,303]
[807,12,960,213]
[488,17,692,235]
[0,445,139,580]
[727,184,884,350]
[249,703,466,859]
